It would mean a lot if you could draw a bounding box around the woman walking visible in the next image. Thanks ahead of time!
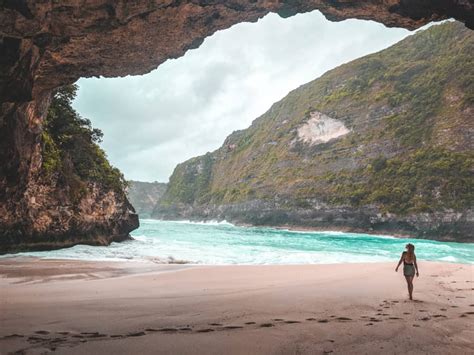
[395,243,419,300]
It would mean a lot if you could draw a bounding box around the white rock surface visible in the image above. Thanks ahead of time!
[297,111,350,145]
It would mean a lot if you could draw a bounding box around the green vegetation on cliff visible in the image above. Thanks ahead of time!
[157,22,473,224]
[41,85,127,199]
[326,148,473,214]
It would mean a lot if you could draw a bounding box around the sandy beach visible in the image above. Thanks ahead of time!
[1,258,473,354]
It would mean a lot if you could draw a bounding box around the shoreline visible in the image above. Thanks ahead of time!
[2,254,473,266]
[145,217,473,243]
[1,259,473,354]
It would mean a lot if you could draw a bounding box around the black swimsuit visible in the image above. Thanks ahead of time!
[403,258,415,277]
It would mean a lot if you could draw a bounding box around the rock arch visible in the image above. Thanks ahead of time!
[0,1,472,252]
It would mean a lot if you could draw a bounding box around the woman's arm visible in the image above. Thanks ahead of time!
[414,255,419,276]
[395,253,404,272]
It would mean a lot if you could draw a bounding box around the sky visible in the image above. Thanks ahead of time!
[73,10,414,182]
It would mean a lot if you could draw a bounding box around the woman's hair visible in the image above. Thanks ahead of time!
[406,243,415,252]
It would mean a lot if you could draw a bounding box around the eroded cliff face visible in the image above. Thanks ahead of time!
[0,85,138,254]
[1,180,138,253]
[154,22,474,242]
[0,1,472,251]
[126,181,167,218]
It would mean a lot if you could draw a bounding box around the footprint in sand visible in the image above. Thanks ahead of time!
[413,324,420,327]
[306,318,317,321]
[179,327,193,331]
[50,339,66,348]
[245,322,256,325]
[224,325,244,330]
[403,312,410,315]
[81,332,107,338]
[196,328,215,333]
[273,318,284,322]
[318,319,329,323]
[260,323,274,328]
[420,317,431,321]
[158,328,178,332]
[145,328,159,332]
[432,315,447,318]
[4,334,24,338]
[464,312,474,315]
[335,317,352,321]
[365,323,373,326]
[28,336,48,342]
[35,330,50,335]
[284,320,301,324]
[209,323,223,326]
[111,335,124,338]
[388,317,402,320]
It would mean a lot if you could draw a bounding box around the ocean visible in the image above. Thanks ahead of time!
[4,219,473,264]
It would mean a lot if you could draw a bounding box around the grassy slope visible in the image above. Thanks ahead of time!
[160,22,473,216]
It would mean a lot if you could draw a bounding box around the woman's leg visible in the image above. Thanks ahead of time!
[406,276,414,300]
[404,276,410,298]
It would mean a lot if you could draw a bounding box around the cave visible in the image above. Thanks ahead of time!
[0,1,473,253]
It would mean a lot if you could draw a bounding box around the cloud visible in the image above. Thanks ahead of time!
[73,10,411,182]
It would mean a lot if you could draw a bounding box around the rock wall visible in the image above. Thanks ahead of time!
[154,199,473,242]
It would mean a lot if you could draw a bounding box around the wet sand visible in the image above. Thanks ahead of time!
[0,258,473,354]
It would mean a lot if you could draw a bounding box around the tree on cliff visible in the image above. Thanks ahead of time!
[41,84,127,199]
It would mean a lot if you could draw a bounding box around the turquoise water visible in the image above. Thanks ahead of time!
[5,219,473,264]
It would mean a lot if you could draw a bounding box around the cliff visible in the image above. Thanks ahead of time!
[0,85,138,254]
[154,22,474,242]
[127,181,167,218]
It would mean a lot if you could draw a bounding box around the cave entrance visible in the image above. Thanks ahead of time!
[71,10,412,184]
[1,1,468,253]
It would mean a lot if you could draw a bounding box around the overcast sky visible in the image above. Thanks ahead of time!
[73,10,413,182]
